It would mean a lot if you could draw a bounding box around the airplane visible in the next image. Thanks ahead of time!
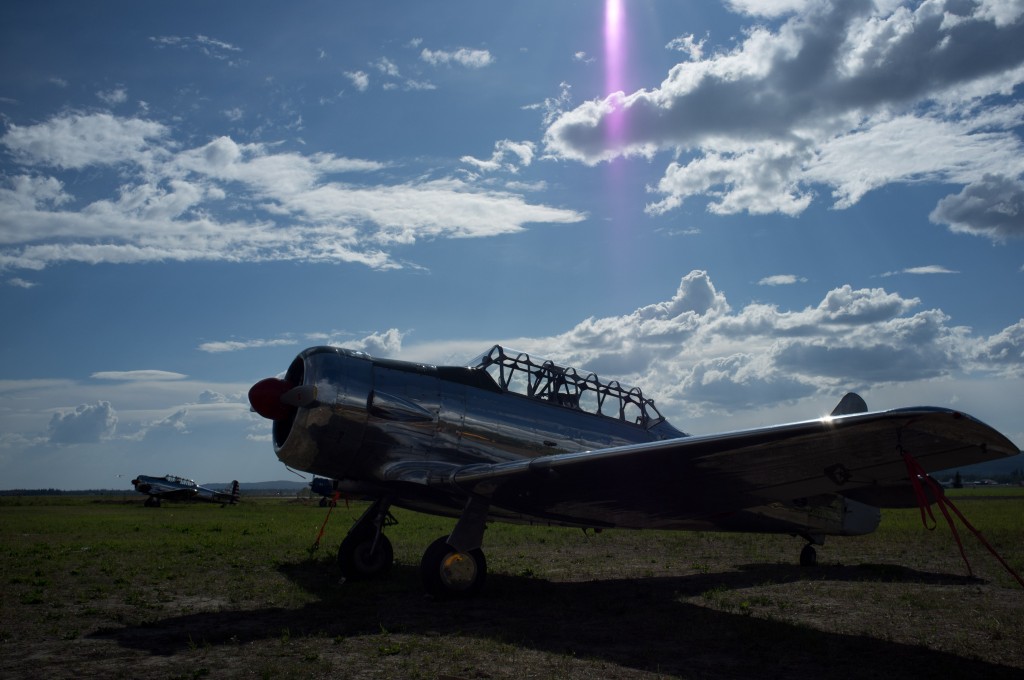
[248,344,1020,598]
[131,474,240,507]
[310,476,338,506]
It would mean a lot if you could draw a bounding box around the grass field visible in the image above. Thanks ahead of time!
[1,489,1022,679]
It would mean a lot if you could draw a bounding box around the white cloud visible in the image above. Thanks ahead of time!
[375,57,400,77]
[758,274,807,286]
[665,34,705,61]
[198,338,297,353]
[461,140,536,173]
[0,114,585,272]
[420,47,493,68]
[47,401,117,444]
[347,328,406,356]
[974,320,1024,376]
[97,87,128,106]
[880,265,960,277]
[524,82,574,127]
[149,34,242,62]
[345,70,370,91]
[1,113,168,170]
[929,173,1024,242]
[388,270,1024,442]
[543,1,1024,239]
[91,370,188,381]
[458,270,1018,422]
[198,390,228,404]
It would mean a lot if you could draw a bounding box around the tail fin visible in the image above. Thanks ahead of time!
[831,392,868,416]
[229,480,240,504]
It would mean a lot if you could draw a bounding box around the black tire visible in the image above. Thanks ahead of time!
[338,531,394,580]
[800,543,817,567]
[419,535,487,599]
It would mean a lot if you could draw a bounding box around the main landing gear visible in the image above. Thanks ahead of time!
[800,543,817,567]
[799,533,823,567]
[419,536,487,598]
[337,499,395,580]
[337,496,490,598]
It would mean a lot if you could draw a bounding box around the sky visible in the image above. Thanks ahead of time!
[1,0,1022,490]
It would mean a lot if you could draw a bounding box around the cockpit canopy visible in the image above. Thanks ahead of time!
[469,345,665,427]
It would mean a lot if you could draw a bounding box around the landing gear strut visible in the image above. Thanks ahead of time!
[337,499,395,580]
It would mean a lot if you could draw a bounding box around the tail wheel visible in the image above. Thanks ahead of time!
[420,535,487,599]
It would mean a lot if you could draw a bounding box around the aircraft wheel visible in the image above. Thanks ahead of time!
[338,531,394,580]
[420,536,487,599]
[800,543,817,567]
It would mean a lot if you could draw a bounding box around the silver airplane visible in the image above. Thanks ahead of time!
[248,345,1019,598]
[131,474,240,507]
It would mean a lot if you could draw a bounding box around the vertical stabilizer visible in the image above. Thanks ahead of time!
[831,393,868,416]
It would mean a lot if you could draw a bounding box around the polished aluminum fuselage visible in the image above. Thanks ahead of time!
[273,346,683,491]
[268,347,881,537]
[257,345,1020,541]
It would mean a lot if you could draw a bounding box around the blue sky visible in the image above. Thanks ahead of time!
[1,0,1022,489]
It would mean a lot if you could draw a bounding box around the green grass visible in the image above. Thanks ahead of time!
[1,491,1022,679]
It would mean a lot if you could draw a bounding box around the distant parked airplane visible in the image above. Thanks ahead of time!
[249,345,1019,597]
[131,474,240,507]
[310,476,337,506]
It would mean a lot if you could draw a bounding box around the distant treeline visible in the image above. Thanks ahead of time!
[0,488,124,496]
[0,487,305,497]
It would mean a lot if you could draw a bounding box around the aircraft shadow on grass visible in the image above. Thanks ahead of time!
[92,562,1016,679]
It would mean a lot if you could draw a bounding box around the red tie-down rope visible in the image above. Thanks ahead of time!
[901,447,1024,588]
[310,491,345,554]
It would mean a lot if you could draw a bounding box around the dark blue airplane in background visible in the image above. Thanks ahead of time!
[131,474,240,507]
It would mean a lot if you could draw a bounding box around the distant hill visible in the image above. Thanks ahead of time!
[938,452,1024,479]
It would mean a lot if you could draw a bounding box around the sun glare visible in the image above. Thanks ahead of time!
[604,0,626,146]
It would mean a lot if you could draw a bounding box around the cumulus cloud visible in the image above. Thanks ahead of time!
[0,114,585,272]
[929,173,1024,242]
[144,408,189,437]
[197,390,228,404]
[489,270,1020,419]
[349,328,406,356]
[543,1,1024,240]
[47,401,117,444]
[973,320,1024,376]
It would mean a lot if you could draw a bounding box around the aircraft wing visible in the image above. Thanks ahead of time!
[148,487,199,501]
[438,407,1018,527]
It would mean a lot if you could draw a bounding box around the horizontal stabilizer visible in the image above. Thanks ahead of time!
[831,392,868,416]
